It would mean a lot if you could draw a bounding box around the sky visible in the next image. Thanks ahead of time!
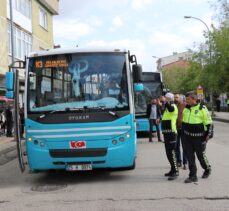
[53,0,216,72]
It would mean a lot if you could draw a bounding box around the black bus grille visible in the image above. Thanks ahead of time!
[49,148,107,158]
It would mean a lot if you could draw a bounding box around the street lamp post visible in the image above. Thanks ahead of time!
[184,16,214,115]
[152,56,163,80]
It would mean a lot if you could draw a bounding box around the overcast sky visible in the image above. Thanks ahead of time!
[53,0,215,71]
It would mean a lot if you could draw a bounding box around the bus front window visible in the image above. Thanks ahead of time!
[28,53,129,113]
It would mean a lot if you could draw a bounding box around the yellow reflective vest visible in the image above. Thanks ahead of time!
[161,103,178,134]
[182,103,213,138]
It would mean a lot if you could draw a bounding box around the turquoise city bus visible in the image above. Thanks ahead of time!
[6,47,143,172]
[135,72,163,132]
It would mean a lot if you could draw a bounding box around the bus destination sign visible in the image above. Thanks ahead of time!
[35,59,68,68]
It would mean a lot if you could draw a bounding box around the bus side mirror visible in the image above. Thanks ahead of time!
[134,83,144,92]
[5,72,14,99]
[132,64,142,83]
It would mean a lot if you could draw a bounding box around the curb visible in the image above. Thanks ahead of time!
[213,118,229,123]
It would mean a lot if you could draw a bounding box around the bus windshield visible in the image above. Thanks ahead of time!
[135,81,162,115]
[28,53,129,113]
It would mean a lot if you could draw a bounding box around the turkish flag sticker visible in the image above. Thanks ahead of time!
[70,141,86,149]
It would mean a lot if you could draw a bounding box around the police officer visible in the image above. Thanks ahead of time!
[161,92,179,180]
[183,91,213,183]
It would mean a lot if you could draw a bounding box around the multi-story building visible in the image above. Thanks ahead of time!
[0,0,59,101]
[156,51,193,75]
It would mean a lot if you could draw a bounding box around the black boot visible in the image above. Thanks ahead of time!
[177,163,182,168]
[184,176,198,183]
[164,170,173,177]
[202,168,211,179]
[168,172,179,181]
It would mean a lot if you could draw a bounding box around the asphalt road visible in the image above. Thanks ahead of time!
[0,121,228,211]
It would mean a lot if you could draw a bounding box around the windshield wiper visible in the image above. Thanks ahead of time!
[38,109,66,119]
[38,107,86,120]
[90,106,118,117]
[65,107,87,112]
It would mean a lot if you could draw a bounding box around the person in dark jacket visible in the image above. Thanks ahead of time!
[146,97,162,142]
[174,93,188,169]
[19,104,25,138]
[215,97,221,112]
[5,103,13,137]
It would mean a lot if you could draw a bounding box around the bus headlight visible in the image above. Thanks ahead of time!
[126,133,130,138]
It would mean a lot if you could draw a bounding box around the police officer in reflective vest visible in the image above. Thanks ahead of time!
[161,92,179,180]
[183,91,213,183]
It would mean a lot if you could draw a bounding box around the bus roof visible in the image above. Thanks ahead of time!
[28,47,128,58]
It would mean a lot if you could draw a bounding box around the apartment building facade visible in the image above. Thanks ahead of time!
[0,0,59,98]
[156,51,193,74]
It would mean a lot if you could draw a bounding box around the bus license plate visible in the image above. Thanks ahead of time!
[66,164,92,171]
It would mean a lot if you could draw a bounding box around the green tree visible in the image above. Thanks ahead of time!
[162,57,203,94]
[179,61,202,93]
[163,0,228,96]
[196,0,229,95]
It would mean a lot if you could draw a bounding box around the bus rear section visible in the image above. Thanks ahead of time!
[23,48,138,171]
[135,72,163,132]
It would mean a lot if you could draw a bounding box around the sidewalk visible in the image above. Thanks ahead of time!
[0,136,17,166]
[0,136,15,154]
[212,111,229,123]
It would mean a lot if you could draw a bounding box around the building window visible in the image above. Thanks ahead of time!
[8,23,32,60]
[10,0,31,19]
[39,7,48,30]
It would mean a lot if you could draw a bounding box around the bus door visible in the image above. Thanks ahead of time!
[6,62,26,172]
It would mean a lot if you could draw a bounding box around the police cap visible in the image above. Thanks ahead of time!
[185,91,198,99]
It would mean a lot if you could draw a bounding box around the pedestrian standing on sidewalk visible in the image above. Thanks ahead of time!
[216,97,221,112]
[5,102,13,137]
[183,91,213,183]
[146,97,162,142]
[19,104,25,138]
[0,111,6,135]
[226,97,229,112]
[174,94,188,170]
[161,92,179,180]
